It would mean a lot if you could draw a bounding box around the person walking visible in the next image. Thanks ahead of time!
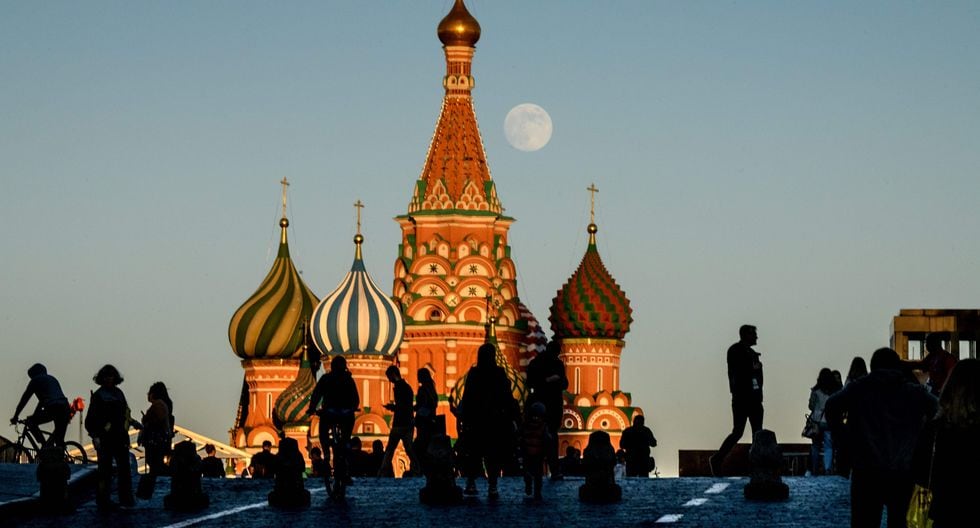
[459,343,518,499]
[414,367,438,465]
[10,363,71,448]
[379,365,420,477]
[525,340,568,480]
[825,348,938,528]
[85,364,135,511]
[709,324,763,476]
[807,368,840,476]
[620,414,657,477]
[911,358,980,527]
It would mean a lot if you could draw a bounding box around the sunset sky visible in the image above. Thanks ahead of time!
[2,1,979,476]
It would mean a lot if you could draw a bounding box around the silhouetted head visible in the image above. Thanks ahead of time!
[528,401,546,418]
[204,444,216,456]
[587,430,612,449]
[418,367,433,385]
[350,437,362,451]
[309,446,322,459]
[633,415,645,427]
[27,363,47,378]
[262,440,273,452]
[815,368,838,393]
[739,325,758,346]
[279,437,299,456]
[477,343,497,369]
[372,439,384,454]
[330,355,348,373]
[925,333,947,354]
[544,340,561,357]
[847,356,868,382]
[870,348,901,372]
[385,365,401,382]
[94,364,123,386]
[148,381,170,401]
[937,358,979,428]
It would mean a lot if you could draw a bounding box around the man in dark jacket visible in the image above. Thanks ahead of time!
[11,364,71,448]
[526,340,568,479]
[379,365,419,476]
[620,414,657,477]
[307,355,360,487]
[825,347,938,528]
[709,324,763,476]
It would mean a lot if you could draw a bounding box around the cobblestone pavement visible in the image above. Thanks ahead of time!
[3,470,874,528]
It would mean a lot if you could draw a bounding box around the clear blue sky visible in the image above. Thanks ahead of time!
[2,1,979,476]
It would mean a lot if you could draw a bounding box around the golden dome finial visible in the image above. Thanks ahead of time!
[587,183,599,245]
[438,0,481,47]
[353,199,365,259]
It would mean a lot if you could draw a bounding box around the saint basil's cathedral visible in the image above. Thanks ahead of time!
[227,0,643,469]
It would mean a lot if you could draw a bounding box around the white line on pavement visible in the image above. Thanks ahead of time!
[158,489,324,528]
[704,483,730,494]
[683,498,708,506]
[655,514,684,523]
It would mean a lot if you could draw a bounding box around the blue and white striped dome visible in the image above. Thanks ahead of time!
[311,236,404,356]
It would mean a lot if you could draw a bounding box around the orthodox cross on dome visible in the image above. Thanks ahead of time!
[280,177,290,220]
[586,183,599,245]
[354,199,364,236]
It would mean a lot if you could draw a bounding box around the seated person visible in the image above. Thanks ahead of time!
[308,446,329,479]
[268,437,310,509]
[200,443,225,478]
[578,431,622,503]
[164,440,210,512]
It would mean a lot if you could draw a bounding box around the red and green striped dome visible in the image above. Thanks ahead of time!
[549,230,632,340]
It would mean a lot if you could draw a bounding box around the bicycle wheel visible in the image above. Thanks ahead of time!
[0,443,34,464]
[64,441,89,464]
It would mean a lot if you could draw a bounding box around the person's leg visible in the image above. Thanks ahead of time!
[850,469,884,528]
[714,399,749,465]
[96,446,113,507]
[51,403,71,447]
[748,400,764,435]
[399,426,420,476]
[810,437,821,476]
[884,474,913,528]
[378,431,399,477]
[546,413,562,477]
[822,429,834,474]
[115,445,134,506]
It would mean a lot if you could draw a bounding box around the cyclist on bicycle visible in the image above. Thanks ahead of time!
[306,355,359,494]
[10,363,71,448]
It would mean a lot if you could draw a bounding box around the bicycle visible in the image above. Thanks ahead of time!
[314,408,353,501]
[0,419,89,465]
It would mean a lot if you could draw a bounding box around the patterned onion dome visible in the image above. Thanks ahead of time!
[549,223,633,339]
[274,349,316,426]
[437,0,481,47]
[311,234,404,356]
[518,302,548,356]
[229,217,319,359]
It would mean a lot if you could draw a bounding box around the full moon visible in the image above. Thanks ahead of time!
[504,103,553,152]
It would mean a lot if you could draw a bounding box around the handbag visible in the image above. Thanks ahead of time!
[801,413,820,439]
[906,431,936,528]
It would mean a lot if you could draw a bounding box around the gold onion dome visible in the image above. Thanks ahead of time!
[437,0,481,47]
[228,206,318,360]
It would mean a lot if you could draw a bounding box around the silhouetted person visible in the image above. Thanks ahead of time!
[347,438,372,477]
[140,381,174,477]
[164,440,209,512]
[459,343,518,499]
[369,439,384,476]
[268,437,310,509]
[380,365,419,477]
[710,324,763,476]
[200,443,225,478]
[845,356,868,386]
[837,356,869,477]
[521,402,550,500]
[526,340,568,479]
[560,446,582,477]
[308,446,328,479]
[419,432,463,505]
[248,441,277,479]
[11,363,71,448]
[306,355,359,490]
[579,431,621,503]
[414,367,438,469]
[908,333,959,396]
[85,364,134,511]
[808,368,840,476]
[825,347,938,528]
[912,358,980,527]
[620,414,657,477]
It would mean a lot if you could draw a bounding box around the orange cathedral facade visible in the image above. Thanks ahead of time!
[227,0,644,466]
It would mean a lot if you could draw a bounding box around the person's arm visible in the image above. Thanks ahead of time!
[823,386,849,430]
[11,380,36,422]
[306,378,322,415]
[726,346,738,393]
[808,390,817,412]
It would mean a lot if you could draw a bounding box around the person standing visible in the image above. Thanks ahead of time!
[807,368,840,475]
[414,368,438,465]
[908,333,959,396]
[459,343,518,498]
[85,364,135,510]
[10,363,71,448]
[525,340,568,479]
[200,444,225,478]
[709,324,763,476]
[140,381,174,477]
[825,348,938,528]
[379,365,420,477]
[620,414,657,477]
[911,358,980,528]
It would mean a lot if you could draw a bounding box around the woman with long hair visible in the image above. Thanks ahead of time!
[845,357,869,385]
[141,381,174,478]
[808,368,840,475]
[913,358,979,527]
[414,367,438,465]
